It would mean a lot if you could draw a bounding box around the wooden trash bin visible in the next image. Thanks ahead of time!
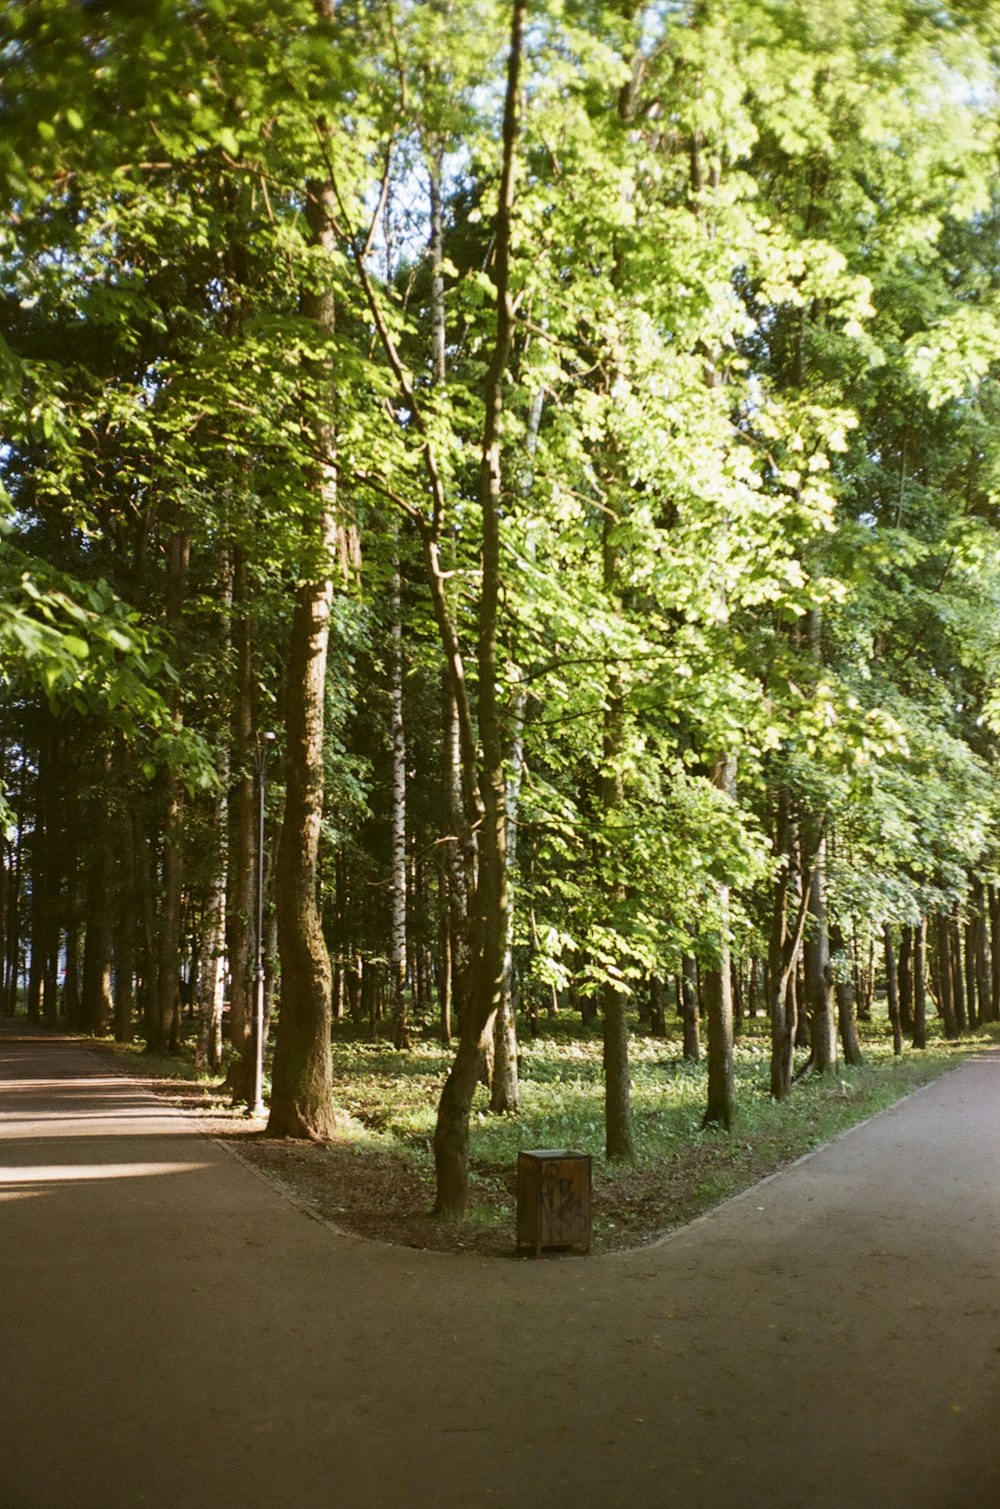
[516,1149,592,1256]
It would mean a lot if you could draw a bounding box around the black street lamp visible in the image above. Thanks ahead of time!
[250,730,277,1116]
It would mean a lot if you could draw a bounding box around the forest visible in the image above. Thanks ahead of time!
[3,0,1000,1227]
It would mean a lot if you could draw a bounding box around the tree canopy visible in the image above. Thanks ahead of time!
[3,0,1000,1216]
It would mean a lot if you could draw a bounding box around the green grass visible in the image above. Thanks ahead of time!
[322,1011,999,1247]
[86,1008,999,1252]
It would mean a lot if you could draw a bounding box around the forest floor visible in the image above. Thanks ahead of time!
[88,1015,995,1257]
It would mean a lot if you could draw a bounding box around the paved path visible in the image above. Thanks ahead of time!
[2,1025,999,1508]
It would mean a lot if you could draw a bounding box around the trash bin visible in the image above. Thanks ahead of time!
[516,1149,592,1256]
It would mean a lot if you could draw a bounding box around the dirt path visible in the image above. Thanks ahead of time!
[2,1023,999,1508]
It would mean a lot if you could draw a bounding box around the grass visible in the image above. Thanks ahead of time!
[85,1007,999,1254]
[321,1008,1000,1250]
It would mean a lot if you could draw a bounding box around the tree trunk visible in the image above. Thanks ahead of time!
[442,679,472,1033]
[148,527,189,1055]
[883,923,902,1056]
[266,167,341,1142]
[432,1,524,1215]
[963,913,977,1031]
[680,954,701,1062]
[990,885,1000,1021]
[912,917,927,1050]
[898,924,914,1036]
[767,789,802,1100]
[490,389,541,1116]
[830,919,862,1066]
[802,820,836,1073]
[649,976,667,1038]
[703,754,737,1130]
[953,911,971,1032]
[973,880,990,1028]
[196,831,228,1074]
[600,511,631,1159]
[437,855,452,1044]
[27,728,53,1025]
[132,810,159,1043]
[80,785,113,1037]
[2,754,25,1015]
[935,914,958,1039]
[388,546,410,1051]
[225,547,255,1102]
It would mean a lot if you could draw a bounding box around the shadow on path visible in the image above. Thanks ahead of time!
[2,1023,999,1509]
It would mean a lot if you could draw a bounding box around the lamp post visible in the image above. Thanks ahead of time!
[250,730,277,1116]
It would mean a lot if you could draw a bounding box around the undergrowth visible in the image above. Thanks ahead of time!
[89,1009,998,1253]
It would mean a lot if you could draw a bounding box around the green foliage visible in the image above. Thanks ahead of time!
[6,0,1000,1151]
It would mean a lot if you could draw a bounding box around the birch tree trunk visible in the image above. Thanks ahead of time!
[226,547,255,1103]
[389,546,410,1050]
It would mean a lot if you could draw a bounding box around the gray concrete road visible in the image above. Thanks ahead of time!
[2,1023,999,1509]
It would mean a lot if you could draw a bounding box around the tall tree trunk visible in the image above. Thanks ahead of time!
[912,917,927,1050]
[432,0,524,1216]
[989,884,1000,1021]
[436,851,452,1044]
[266,164,341,1141]
[829,919,863,1066]
[703,753,737,1129]
[973,880,990,1027]
[649,976,667,1038]
[898,924,914,1036]
[226,547,255,1102]
[27,728,53,1025]
[149,527,189,1055]
[953,911,971,1032]
[802,817,836,1073]
[114,815,136,1045]
[490,389,541,1116]
[600,511,631,1159]
[2,754,25,1015]
[132,810,159,1043]
[883,923,902,1056]
[767,789,799,1100]
[963,912,977,1031]
[444,681,474,1032]
[80,749,113,1037]
[680,954,701,1062]
[196,821,229,1074]
[935,914,959,1039]
[388,545,410,1051]
[428,156,474,1046]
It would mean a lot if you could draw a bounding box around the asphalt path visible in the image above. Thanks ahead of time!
[2,1022,999,1508]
